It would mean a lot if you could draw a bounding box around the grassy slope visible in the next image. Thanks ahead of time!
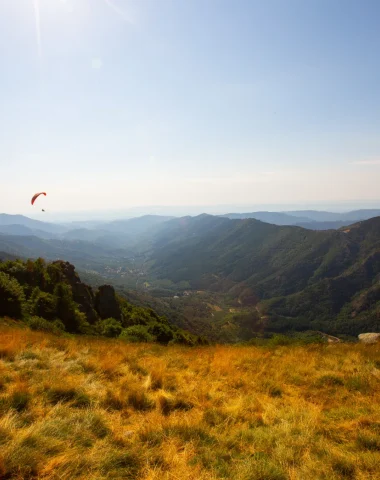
[0,323,379,479]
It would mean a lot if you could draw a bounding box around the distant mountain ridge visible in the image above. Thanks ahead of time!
[0,234,121,268]
[222,209,380,228]
[0,214,67,234]
[286,209,380,222]
[2,209,380,245]
[221,212,312,224]
[0,214,175,246]
[0,224,58,239]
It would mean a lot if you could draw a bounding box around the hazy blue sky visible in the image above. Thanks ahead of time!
[1,0,380,216]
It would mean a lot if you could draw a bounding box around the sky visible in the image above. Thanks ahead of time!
[1,0,380,218]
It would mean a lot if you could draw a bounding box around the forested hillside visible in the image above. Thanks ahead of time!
[0,258,207,345]
[146,215,380,335]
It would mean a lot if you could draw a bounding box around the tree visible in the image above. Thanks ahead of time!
[54,283,78,332]
[29,287,56,320]
[0,271,25,319]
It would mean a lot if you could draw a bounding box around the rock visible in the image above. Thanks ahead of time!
[327,337,340,343]
[52,261,99,324]
[316,331,341,343]
[94,285,122,320]
[358,333,380,344]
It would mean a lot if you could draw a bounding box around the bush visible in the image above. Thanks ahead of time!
[168,331,196,346]
[75,310,95,335]
[97,318,123,338]
[147,322,174,344]
[267,334,294,346]
[28,316,65,334]
[120,325,155,343]
[29,288,56,320]
[0,271,25,319]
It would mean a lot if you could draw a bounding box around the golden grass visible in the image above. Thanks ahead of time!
[0,325,379,479]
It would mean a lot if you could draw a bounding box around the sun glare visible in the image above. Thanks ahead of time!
[33,0,42,60]
[103,0,134,24]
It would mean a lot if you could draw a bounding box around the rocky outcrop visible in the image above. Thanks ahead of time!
[51,262,123,323]
[358,333,380,344]
[94,284,122,320]
[52,261,99,324]
[316,331,341,343]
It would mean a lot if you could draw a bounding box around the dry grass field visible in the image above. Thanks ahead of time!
[0,322,379,479]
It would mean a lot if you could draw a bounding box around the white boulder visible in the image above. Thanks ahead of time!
[358,333,380,344]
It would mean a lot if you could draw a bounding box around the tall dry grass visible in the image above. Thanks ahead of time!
[0,323,379,479]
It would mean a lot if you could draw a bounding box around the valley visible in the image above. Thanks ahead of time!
[2,210,380,341]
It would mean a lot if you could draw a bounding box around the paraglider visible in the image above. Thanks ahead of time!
[31,192,46,206]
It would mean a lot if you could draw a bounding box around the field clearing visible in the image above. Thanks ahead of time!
[0,324,379,479]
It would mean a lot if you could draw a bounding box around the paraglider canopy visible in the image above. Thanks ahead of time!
[31,192,46,205]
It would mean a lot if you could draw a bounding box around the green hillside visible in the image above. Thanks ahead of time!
[145,215,380,335]
[0,257,207,346]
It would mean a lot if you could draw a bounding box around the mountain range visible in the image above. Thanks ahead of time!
[1,209,380,340]
[3,208,380,241]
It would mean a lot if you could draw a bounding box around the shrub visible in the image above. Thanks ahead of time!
[120,325,155,343]
[97,318,123,338]
[28,316,65,334]
[76,310,96,335]
[147,322,174,344]
[168,331,196,346]
[267,334,293,346]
